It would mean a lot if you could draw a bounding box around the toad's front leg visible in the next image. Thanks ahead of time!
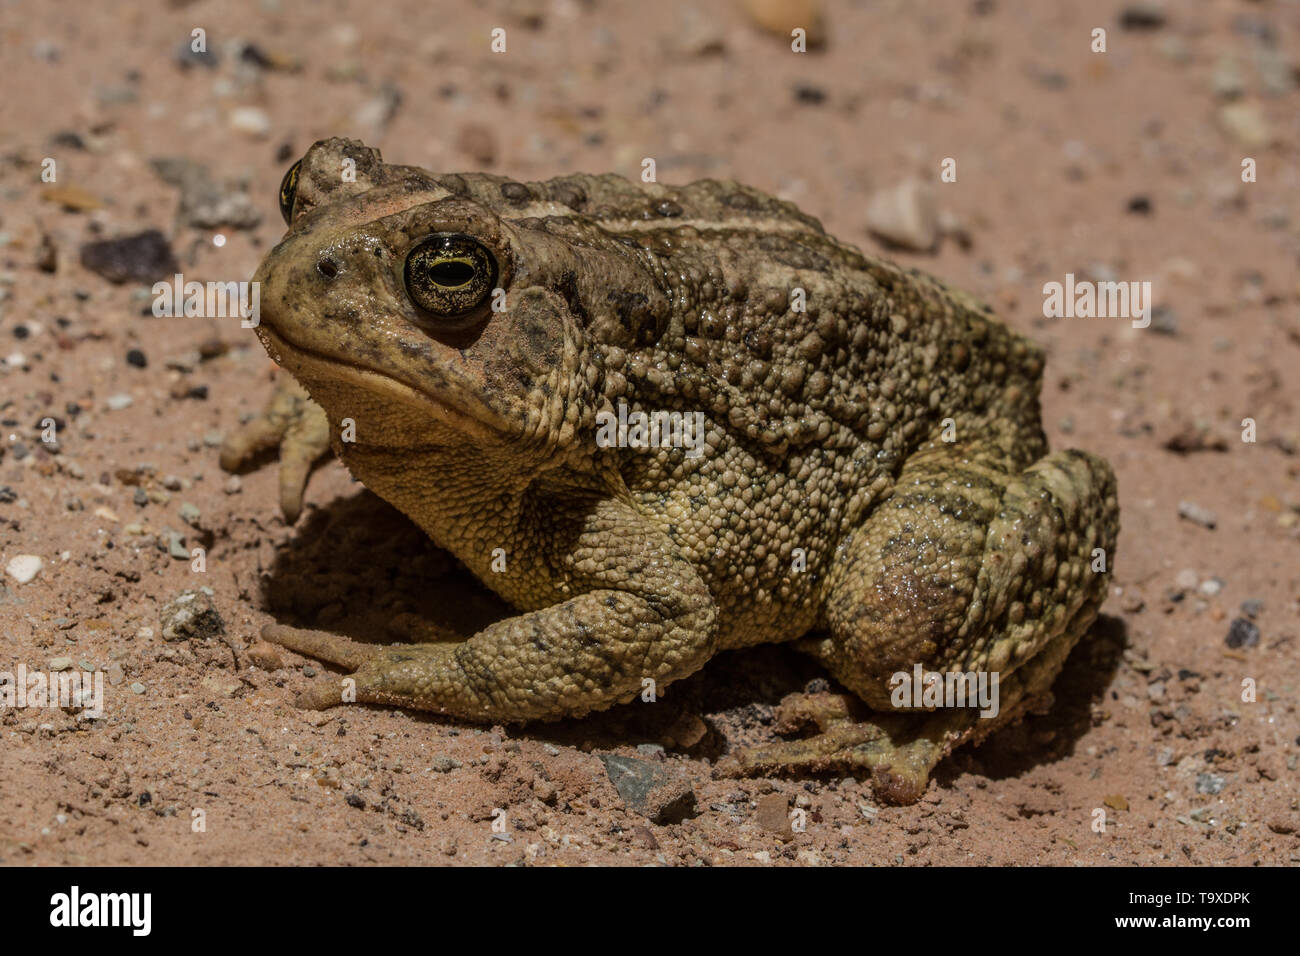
[264,518,718,722]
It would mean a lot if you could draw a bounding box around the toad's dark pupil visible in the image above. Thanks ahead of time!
[430,260,476,287]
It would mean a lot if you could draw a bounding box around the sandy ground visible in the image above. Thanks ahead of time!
[1,0,1298,866]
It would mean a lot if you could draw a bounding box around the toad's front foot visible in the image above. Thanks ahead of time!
[219,374,331,523]
[263,623,463,712]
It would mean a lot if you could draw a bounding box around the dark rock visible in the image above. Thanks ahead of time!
[1119,4,1166,30]
[1224,617,1260,649]
[79,230,179,284]
[599,754,697,824]
[793,83,826,105]
[1126,195,1152,215]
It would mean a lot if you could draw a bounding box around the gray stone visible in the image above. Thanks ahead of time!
[159,589,225,642]
[599,753,697,824]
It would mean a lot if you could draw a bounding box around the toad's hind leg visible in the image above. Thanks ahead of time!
[719,445,1118,804]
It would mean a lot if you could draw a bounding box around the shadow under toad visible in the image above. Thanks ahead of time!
[261,490,1126,784]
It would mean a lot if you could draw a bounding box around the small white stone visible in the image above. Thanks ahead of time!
[229,106,272,138]
[5,554,43,584]
[865,180,939,253]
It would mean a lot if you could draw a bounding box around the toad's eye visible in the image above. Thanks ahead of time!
[403,233,497,318]
[278,159,302,225]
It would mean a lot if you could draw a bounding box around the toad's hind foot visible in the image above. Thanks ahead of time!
[714,699,955,805]
[716,605,1085,804]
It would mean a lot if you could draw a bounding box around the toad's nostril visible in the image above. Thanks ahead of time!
[317,257,340,279]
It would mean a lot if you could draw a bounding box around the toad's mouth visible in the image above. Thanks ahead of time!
[255,324,504,445]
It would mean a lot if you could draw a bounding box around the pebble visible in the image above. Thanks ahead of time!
[106,662,125,686]
[151,157,262,231]
[740,0,825,46]
[105,393,134,411]
[1119,3,1166,30]
[5,554,44,584]
[125,348,147,368]
[49,656,73,672]
[131,682,146,695]
[1126,195,1152,215]
[1150,305,1178,335]
[228,106,272,138]
[178,502,201,527]
[238,43,303,73]
[1217,103,1273,148]
[1120,593,1145,614]
[1197,577,1223,597]
[599,753,697,824]
[1210,56,1246,101]
[1177,500,1217,529]
[78,230,179,284]
[165,350,200,373]
[1195,772,1226,795]
[430,756,462,773]
[667,712,708,748]
[865,180,938,253]
[166,531,189,560]
[665,10,727,58]
[1240,599,1264,619]
[159,588,225,642]
[41,185,102,212]
[1224,617,1260,649]
[1254,48,1295,96]
[223,475,242,495]
[173,41,218,70]
[246,641,283,670]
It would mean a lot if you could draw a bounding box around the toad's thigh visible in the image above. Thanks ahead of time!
[807,446,1118,709]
